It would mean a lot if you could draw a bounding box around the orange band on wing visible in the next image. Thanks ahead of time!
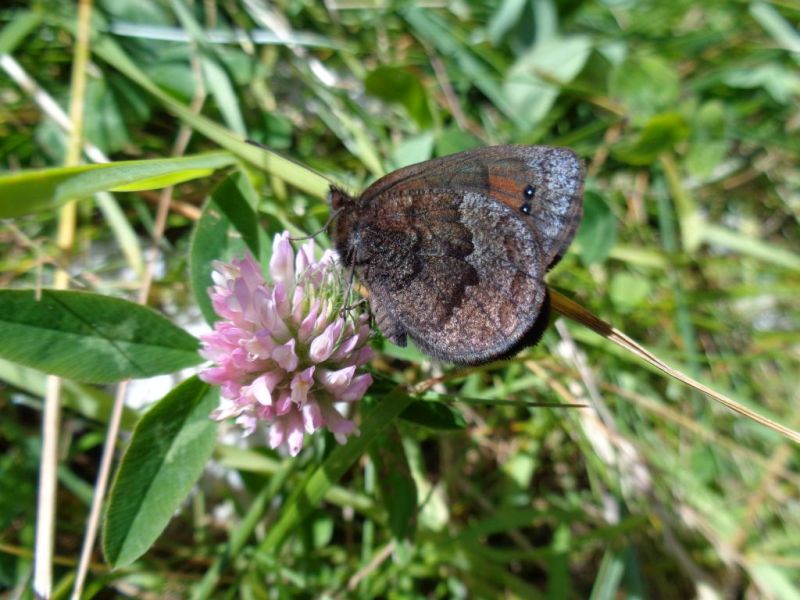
[487,173,522,209]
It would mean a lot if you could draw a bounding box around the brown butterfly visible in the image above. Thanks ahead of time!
[330,145,584,365]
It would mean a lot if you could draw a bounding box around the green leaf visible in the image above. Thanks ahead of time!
[487,0,528,46]
[83,78,131,154]
[589,547,625,600]
[686,101,728,180]
[211,172,265,255]
[389,133,435,171]
[403,437,449,531]
[434,128,481,156]
[702,224,800,271]
[170,0,248,135]
[190,172,269,324]
[611,112,689,166]
[201,57,247,136]
[722,63,800,105]
[190,200,238,325]
[369,426,418,542]
[0,152,236,218]
[103,376,218,567]
[399,400,467,430]
[257,112,294,150]
[575,191,617,265]
[608,55,679,123]
[504,35,592,127]
[750,1,800,54]
[365,66,434,129]
[609,272,650,312]
[0,290,200,384]
[547,524,572,598]
[0,10,41,53]
[110,168,219,192]
[748,562,800,600]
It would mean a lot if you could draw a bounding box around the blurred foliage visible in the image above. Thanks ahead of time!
[1,0,799,597]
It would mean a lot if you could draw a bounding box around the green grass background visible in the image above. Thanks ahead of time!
[1,0,799,597]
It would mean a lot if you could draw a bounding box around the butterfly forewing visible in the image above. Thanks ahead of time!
[360,145,583,268]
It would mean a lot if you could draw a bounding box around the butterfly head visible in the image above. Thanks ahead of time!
[328,185,363,267]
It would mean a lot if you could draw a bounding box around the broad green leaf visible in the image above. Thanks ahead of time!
[103,376,218,567]
[501,452,535,489]
[257,112,294,150]
[210,172,267,255]
[190,198,240,324]
[310,513,335,548]
[83,78,132,154]
[0,290,200,384]
[0,152,236,218]
[686,101,728,180]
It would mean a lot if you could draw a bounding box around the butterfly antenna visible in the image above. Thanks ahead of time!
[289,207,346,241]
[244,138,345,242]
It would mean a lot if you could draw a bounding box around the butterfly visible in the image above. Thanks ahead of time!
[330,145,584,365]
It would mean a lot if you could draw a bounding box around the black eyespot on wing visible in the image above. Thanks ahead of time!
[524,184,536,199]
[520,202,531,214]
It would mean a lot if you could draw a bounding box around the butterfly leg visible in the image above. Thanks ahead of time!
[371,298,407,347]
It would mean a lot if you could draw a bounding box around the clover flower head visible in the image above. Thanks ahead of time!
[199,232,373,456]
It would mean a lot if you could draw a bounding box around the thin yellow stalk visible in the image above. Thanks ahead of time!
[550,289,800,445]
[33,1,93,598]
[70,49,207,600]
